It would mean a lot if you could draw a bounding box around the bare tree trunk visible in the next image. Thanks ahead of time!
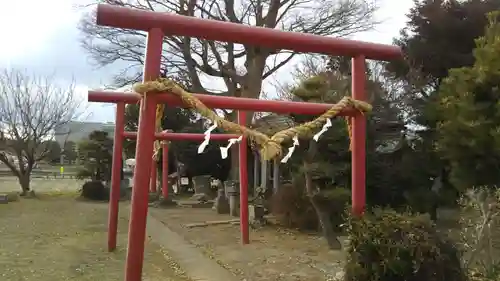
[429,195,438,221]
[303,161,342,249]
[18,173,31,196]
[303,140,341,250]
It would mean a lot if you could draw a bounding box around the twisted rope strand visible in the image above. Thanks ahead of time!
[153,104,164,160]
[133,78,372,160]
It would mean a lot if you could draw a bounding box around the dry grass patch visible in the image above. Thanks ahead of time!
[0,195,191,281]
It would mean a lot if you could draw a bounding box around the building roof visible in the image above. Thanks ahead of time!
[250,114,295,135]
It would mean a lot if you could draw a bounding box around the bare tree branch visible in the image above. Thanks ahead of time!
[78,0,379,100]
[0,69,82,193]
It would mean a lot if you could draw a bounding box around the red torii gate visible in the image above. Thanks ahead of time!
[87,4,402,281]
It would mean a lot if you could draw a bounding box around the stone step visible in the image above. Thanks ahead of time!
[0,194,8,204]
[177,200,214,208]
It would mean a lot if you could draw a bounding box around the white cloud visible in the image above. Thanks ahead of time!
[0,0,119,122]
[353,0,413,44]
[0,0,80,61]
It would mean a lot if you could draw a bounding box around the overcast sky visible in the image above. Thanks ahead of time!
[0,0,413,123]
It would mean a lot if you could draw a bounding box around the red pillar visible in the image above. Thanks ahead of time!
[108,102,125,252]
[162,142,169,199]
[150,158,157,193]
[351,55,366,216]
[238,111,249,244]
[124,27,164,281]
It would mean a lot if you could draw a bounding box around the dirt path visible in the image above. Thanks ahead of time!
[149,207,345,281]
[0,195,191,281]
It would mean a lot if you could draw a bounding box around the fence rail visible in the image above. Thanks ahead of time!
[0,169,80,179]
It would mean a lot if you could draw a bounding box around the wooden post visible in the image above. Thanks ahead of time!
[273,158,279,193]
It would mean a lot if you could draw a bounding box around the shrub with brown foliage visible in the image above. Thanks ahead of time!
[271,181,351,231]
[318,187,351,231]
[271,182,317,230]
[80,181,109,201]
[343,208,467,281]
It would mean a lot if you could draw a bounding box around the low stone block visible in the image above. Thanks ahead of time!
[213,189,230,214]
[225,180,239,194]
[154,197,177,208]
[191,193,210,202]
[191,175,212,201]
[249,204,265,222]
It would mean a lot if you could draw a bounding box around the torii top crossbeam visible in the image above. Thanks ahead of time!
[96,4,401,61]
[91,4,402,113]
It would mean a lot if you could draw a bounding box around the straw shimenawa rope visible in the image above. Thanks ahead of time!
[134,78,372,161]
[152,104,165,160]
